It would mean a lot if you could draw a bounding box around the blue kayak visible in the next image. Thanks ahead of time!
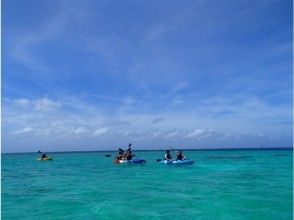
[160,160,194,165]
[114,159,146,164]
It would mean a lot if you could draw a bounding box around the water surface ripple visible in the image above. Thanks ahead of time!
[2,150,293,219]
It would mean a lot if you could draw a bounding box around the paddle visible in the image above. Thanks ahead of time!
[169,146,178,151]
[105,154,111,157]
[38,150,50,158]
[126,143,137,159]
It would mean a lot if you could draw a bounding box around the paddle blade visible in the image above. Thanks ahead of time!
[156,159,162,162]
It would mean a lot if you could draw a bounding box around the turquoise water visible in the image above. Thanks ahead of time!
[2,150,293,219]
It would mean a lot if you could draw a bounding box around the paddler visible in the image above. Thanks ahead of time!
[116,148,124,160]
[125,144,134,160]
[164,150,172,161]
[42,152,47,159]
[176,150,186,161]
[38,150,48,159]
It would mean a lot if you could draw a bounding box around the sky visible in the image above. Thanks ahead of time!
[2,0,293,153]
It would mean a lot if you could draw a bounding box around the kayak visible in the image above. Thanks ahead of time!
[114,159,146,164]
[160,160,194,165]
[37,157,53,161]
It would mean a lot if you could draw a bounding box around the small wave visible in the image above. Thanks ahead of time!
[208,155,252,160]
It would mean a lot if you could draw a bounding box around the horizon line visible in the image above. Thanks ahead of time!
[2,146,293,154]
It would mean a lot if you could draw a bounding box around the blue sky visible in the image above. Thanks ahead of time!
[2,0,293,152]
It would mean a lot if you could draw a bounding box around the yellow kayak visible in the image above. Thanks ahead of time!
[37,157,53,161]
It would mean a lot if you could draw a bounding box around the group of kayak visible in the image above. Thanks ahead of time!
[37,143,195,165]
[113,144,194,165]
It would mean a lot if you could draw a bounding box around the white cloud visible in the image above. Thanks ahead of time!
[93,128,109,137]
[14,127,33,135]
[2,95,292,152]
[12,98,61,112]
[186,128,214,139]
[165,131,181,138]
[33,98,61,112]
[74,127,88,135]
[14,98,30,106]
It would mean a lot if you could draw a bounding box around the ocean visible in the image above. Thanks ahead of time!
[2,149,293,219]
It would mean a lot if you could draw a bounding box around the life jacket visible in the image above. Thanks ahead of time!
[165,153,172,160]
[176,154,184,160]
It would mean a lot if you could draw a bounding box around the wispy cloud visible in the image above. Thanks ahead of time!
[13,98,61,112]
[186,129,214,139]
[93,128,109,137]
[14,126,34,135]
[2,94,291,152]
[8,12,69,72]
[74,127,88,135]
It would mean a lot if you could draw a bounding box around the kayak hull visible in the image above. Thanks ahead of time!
[37,157,53,161]
[160,160,194,165]
[114,159,146,164]
[128,159,146,164]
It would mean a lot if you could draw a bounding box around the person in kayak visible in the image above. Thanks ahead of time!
[125,151,132,160]
[41,152,47,159]
[38,150,48,159]
[115,148,124,160]
[164,150,172,161]
[125,146,134,160]
[176,150,186,160]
